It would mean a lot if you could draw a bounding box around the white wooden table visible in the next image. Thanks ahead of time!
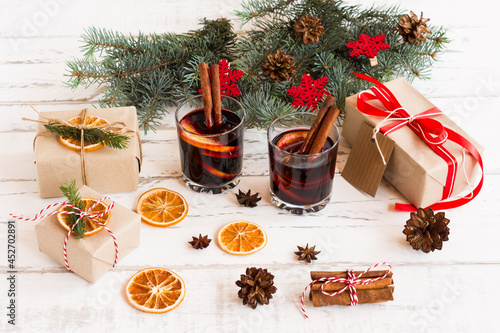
[1,1,499,332]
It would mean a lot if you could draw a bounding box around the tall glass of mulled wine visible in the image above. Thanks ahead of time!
[267,112,339,213]
[175,95,245,194]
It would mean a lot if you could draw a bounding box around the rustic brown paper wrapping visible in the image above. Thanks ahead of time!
[34,106,141,198]
[34,186,141,283]
[343,78,483,208]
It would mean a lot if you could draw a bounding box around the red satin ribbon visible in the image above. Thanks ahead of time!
[353,73,483,211]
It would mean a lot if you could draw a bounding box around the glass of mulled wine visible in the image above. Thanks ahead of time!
[267,112,339,214]
[175,95,245,194]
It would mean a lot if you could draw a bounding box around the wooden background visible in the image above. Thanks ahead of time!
[1,0,499,332]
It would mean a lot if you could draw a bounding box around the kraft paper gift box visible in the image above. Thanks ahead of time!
[34,185,141,283]
[342,77,483,208]
[34,106,142,198]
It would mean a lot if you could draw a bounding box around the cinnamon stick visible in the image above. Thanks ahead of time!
[309,287,394,307]
[299,95,336,154]
[210,64,223,128]
[310,277,393,292]
[311,270,393,280]
[199,62,213,130]
[308,106,340,154]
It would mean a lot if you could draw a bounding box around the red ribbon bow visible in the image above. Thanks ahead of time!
[10,197,118,271]
[300,262,392,318]
[353,73,484,211]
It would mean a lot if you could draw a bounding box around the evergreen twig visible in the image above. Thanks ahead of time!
[59,180,85,238]
[44,123,130,150]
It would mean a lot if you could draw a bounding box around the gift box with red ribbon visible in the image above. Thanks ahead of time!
[342,75,484,210]
[31,185,141,283]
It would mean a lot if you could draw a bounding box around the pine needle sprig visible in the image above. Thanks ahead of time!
[60,179,86,238]
[44,123,130,149]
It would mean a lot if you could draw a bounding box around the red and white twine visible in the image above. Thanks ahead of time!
[10,197,118,271]
[300,262,392,318]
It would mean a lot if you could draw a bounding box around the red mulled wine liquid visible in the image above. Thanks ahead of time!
[178,109,243,187]
[269,129,337,206]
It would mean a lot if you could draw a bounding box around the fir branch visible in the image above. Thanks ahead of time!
[44,123,130,149]
[59,179,85,238]
[65,1,448,130]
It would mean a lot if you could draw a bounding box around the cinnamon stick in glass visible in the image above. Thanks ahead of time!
[210,64,223,128]
[199,62,213,130]
[299,95,336,154]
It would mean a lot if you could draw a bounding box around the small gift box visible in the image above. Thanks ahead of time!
[33,106,142,198]
[34,185,141,283]
[342,76,484,209]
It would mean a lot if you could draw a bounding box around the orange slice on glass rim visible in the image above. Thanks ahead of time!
[125,267,186,314]
[276,130,309,150]
[56,198,110,236]
[136,188,188,227]
[58,115,109,152]
[179,119,238,153]
[217,221,267,255]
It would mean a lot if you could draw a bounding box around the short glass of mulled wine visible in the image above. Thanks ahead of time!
[175,95,245,194]
[267,112,339,214]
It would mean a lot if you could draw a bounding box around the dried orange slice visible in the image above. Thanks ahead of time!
[276,130,308,150]
[217,221,267,255]
[59,115,109,152]
[56,198,110,236]
[125,267,186,314]
[137,188,188,227]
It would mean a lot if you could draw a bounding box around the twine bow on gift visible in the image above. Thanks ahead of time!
[10,198,118,271]
[23,106,143,186]
[300,262,392,318]
[353,73,484,211]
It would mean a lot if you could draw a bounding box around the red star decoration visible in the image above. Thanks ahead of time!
[345,34,390,58]
[287,74,329,111]
[199,59,243,97]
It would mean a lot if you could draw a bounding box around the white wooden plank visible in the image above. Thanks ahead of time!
[0,0,494,40]
[0,264,497,332]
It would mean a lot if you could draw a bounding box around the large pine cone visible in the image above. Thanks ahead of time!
[235,267,277,309]
[397,11,431,43]
[294,14,325,44]
[262,50,296,82]
[403,208,450,253]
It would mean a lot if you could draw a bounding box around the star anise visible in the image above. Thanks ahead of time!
[295,244,320,263]
[188,234,212,249]
[235,189,262,207]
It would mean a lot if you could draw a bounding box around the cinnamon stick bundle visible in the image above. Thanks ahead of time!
[309,270,394,307]
[199,62,224,130]
[299,95,340,155]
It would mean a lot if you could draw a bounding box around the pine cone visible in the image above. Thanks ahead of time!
[397,11,431,44]
[235,267,277,309]
[403,208,450,253]
[294,14,325,44]
[262,50,296,82]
